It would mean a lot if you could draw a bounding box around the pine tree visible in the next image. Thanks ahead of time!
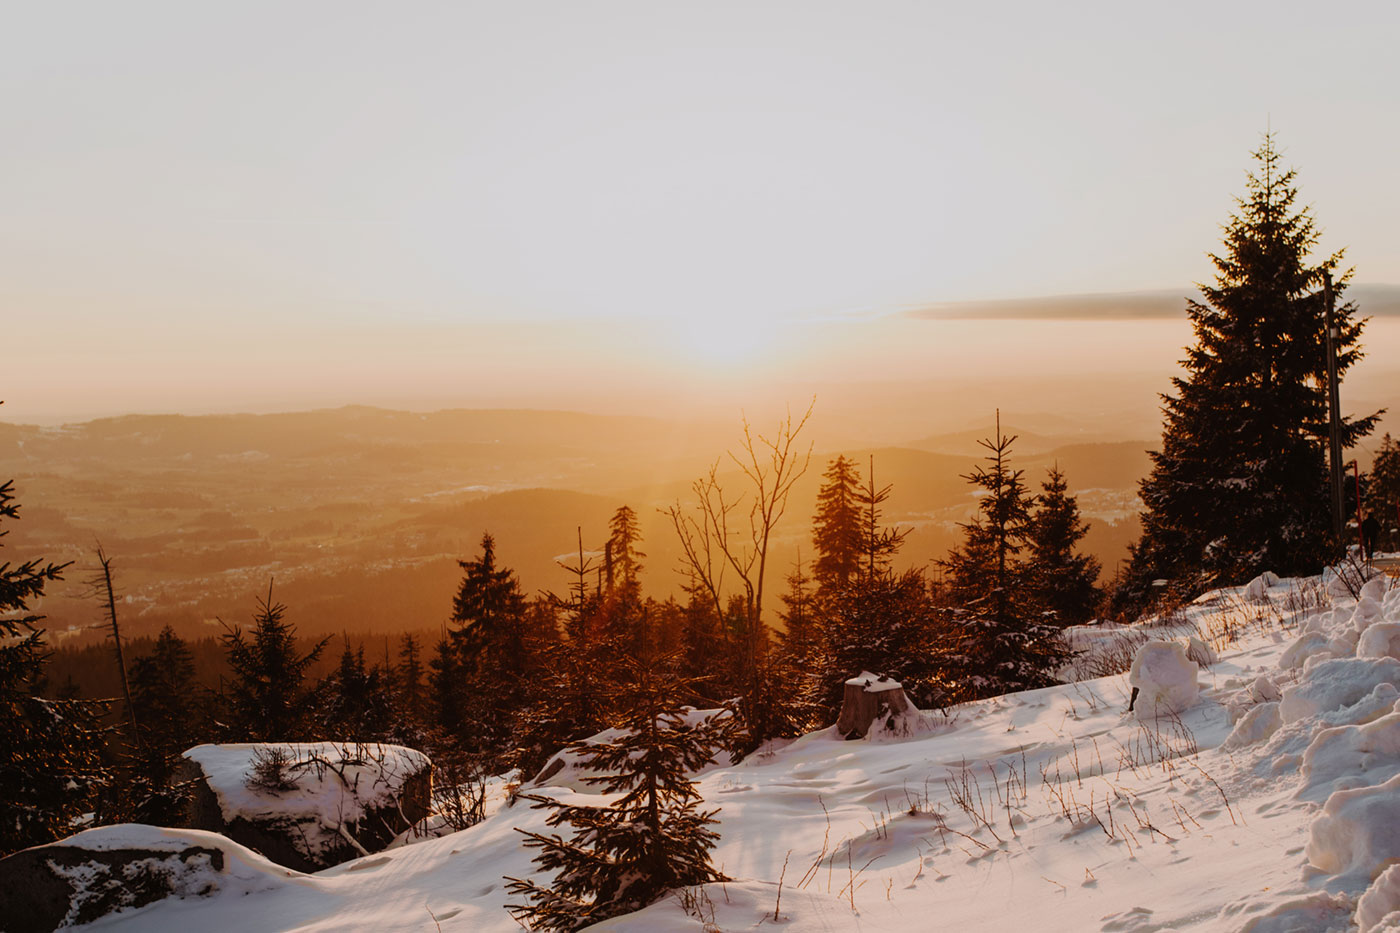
[505,655,725,931]
[1368,435,1400,552]
[811,455,863,596]
[0,479,108,855]
[451,533,528,677]
[127,625,206,821]
[1026,466,1102,626]
[1124,134,1379,606]
[395,633,427,728]
[220,587,328,741]
[322,640,393,741]
[939,418,1068,700]
[605,505,645,592]
[856,457,909,583]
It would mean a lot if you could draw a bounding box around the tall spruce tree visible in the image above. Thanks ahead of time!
[1123,134,1378,606]
[0,479,108,855]
[939,418,1068,700]
[811,455,863,597]
[1026,466,1102,626]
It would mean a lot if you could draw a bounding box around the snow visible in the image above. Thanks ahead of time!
[58,565,1400,932]
[1127,639,1199,718]
[844,671,903,691]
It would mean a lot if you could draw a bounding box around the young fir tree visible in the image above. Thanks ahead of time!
[1026,466,1102,626]
[939,418,1068,701]
[0,479,108,855]
[505,655,726,931]
[1123,134,1379,607]
[811,455,863,597]
[220,587,329,741]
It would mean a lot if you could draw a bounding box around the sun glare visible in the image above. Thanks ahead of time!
[669,316,782,373]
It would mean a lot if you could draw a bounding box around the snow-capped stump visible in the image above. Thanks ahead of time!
[1127,640,1199,719]
[836,671,913,739]
[0,824,298,933]
[179,742,432,872]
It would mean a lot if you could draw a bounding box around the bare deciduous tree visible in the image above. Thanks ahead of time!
[665,402,814,695]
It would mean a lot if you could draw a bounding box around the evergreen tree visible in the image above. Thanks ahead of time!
[505,655,725,931]
[604,505,645,592]
[220,587,328,741]
[1124,134,1379,606]
[1026,466,1102,626]
[127,625,206,821]
[451,533,528,678]
[395,633,426,727]
[1368,435,1400,552]
[811,455,863,596]
[856,457,909,582]
[322,640,393,741]
[939,419,1068,700]
[0,479,108,855]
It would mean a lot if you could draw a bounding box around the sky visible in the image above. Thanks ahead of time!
[4,1,1399,423]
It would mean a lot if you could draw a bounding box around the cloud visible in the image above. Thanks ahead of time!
[902,285,1400,321]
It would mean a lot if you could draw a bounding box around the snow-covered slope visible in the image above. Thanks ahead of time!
[73,569,1400,932]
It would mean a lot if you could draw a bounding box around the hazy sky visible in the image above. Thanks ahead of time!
[5,1,1399,422]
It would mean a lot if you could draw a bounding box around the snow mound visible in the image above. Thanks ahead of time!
[1236,891,1355,933]
[1128,640,1199,719]
[1186,635,1217,667]
[1280,658,1400,724]
[1360,623,1400,661]
[1223,701,1282,751]
[1281,631,1335,671]
[1306,771,1400,880]
[1243,571,1282,600]
[1297,699,1400,801]
[1358,864,1400,933]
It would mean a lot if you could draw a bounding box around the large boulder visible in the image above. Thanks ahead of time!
[0,824,298,933]
[179,741,431,872]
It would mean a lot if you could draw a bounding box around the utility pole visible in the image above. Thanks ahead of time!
[1323,271,1345,542]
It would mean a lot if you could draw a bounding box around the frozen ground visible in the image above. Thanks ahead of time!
[69,568,1400,932]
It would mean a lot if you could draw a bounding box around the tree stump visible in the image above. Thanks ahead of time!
[836,672,912,739]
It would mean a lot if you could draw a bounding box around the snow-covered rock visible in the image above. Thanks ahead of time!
[1279,658,1400,724]
[1128,640,1199,719]
[0,824,300,933]
[181,742,432,872]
